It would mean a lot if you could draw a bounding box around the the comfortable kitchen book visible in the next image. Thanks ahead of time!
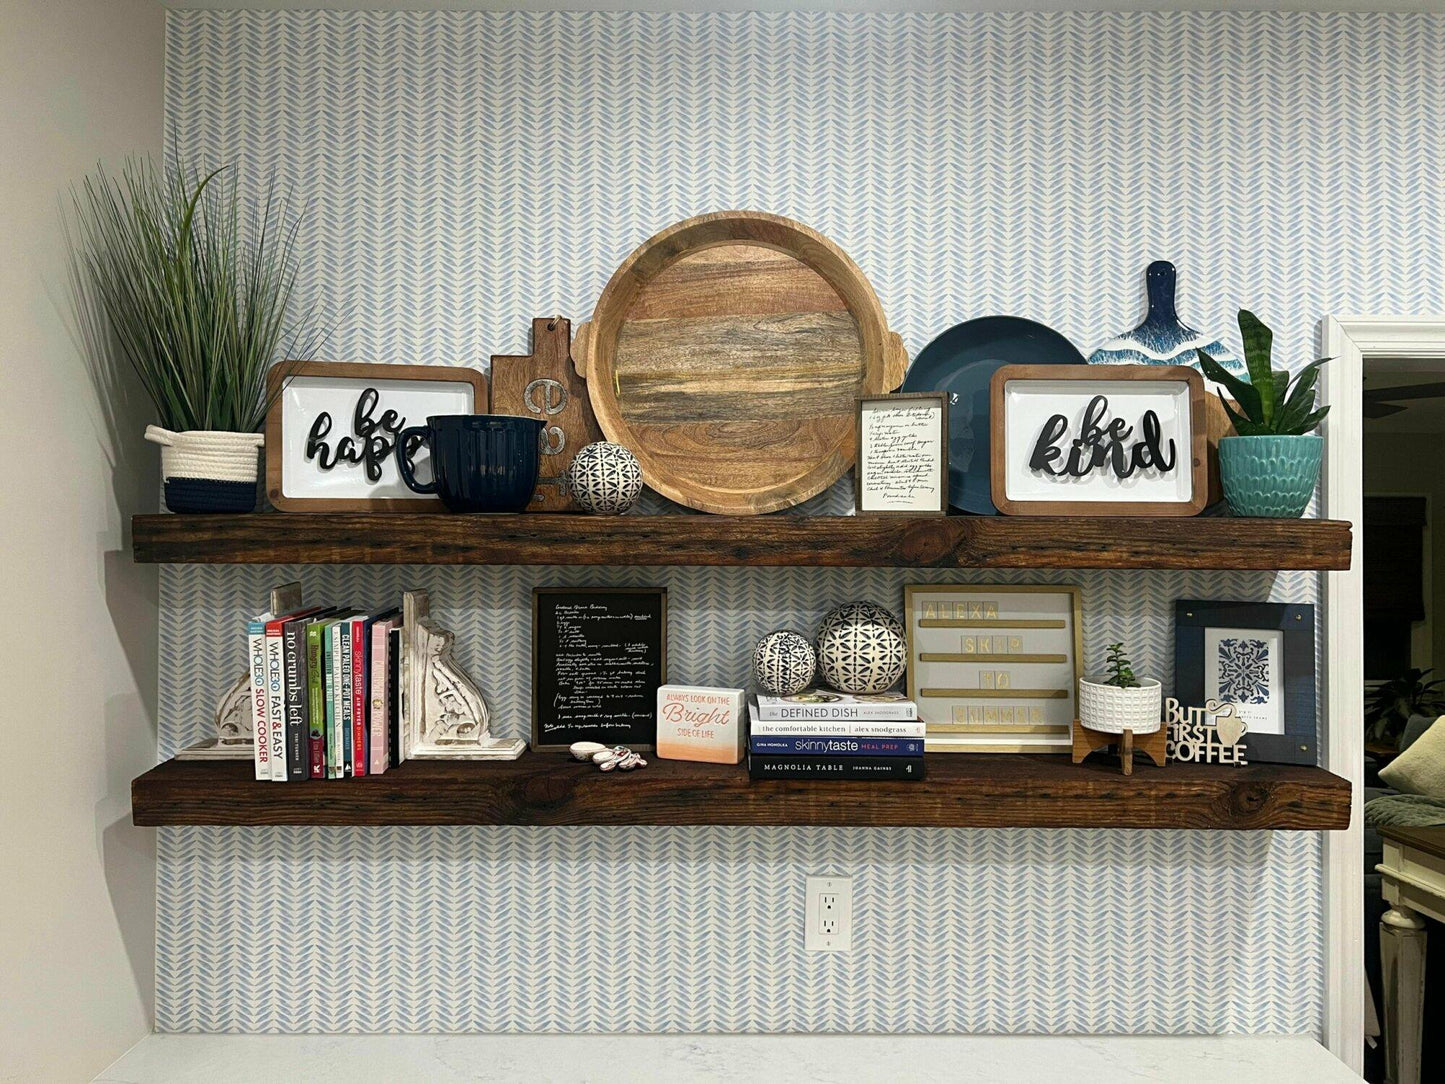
[752,689,917,722]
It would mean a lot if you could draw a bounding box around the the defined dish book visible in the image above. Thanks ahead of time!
[753,689,917,722]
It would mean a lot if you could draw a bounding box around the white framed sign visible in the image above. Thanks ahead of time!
[265,362,488,511]
[855,392,949,515]
[989,364,1207,516]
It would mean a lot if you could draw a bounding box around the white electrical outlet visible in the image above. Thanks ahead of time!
[804,875,853,952]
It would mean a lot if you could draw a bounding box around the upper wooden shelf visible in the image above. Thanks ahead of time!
[132,514,1352,570]
[130,754,1350,830]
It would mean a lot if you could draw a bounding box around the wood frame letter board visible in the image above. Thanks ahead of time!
[906,584,1083,754]
[531,587,668,752]
[989,364,1207,516]
[266,361,489,512]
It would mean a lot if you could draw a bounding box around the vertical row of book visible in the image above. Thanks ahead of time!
[746,689,926,780]
[248,603,403,781]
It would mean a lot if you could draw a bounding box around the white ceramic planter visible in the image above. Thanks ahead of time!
[145,425,264,513]
[1078,676,1163,735]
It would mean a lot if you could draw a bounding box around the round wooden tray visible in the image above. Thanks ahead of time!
[573,211,907,515]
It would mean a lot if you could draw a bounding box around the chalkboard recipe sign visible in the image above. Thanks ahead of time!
[531,587,668,752]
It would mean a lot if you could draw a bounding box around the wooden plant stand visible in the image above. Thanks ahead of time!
[1071,718,1167,776]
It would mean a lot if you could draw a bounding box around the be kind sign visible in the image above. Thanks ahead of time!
[989,364,1207,516]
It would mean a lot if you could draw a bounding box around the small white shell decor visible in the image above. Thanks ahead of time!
[815,602,907,695]
[565,440,644,515]
[569,741,648,772]
[752,630,817,696]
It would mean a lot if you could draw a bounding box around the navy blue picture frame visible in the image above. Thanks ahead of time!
[1174,599,1317,765]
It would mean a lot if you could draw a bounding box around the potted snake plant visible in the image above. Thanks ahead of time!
[70,157,321,512]
[1079,642,1162,735]
[1197,310,1330,518]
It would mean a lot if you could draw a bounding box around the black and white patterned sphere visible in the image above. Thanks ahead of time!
[815,602,907,694]
[566,441,643,515]
[753,630,817,696]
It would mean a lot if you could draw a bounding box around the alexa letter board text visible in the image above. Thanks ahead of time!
[531,588,667,751]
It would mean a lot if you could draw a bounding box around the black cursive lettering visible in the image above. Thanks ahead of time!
[304,387,408,482]
[1027,395,1177,482]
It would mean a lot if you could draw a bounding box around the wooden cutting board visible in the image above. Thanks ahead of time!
[490,317,602,512]
[573,211,907,515]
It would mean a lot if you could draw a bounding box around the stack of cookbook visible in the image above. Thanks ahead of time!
[746,689,925,781]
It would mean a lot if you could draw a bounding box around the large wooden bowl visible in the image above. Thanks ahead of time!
[572,211,907,515]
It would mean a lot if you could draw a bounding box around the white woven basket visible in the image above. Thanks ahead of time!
[1078,677,1163,735]
[145,426,264,483]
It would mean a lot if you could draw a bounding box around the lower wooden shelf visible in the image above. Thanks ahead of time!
[131,754,1350,830]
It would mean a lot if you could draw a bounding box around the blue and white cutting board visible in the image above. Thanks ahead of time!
[1088,261,1248,379]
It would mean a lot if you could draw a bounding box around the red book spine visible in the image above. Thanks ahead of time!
[351,617,368,777]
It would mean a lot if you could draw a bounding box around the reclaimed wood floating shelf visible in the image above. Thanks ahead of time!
[131,514,1352,570]
[131,755,1351,830]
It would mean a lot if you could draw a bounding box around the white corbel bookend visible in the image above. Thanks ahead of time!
[177,582,304,760]
[400,589,525,761]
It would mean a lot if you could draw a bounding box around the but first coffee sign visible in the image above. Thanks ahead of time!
[989,364,1207,516]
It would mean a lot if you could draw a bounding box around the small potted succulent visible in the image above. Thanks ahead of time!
[70,156,322,512]
[1197,310,1330,518]
[1079,642,1162,735]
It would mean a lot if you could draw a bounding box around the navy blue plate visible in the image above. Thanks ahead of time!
[902,316,1085,514]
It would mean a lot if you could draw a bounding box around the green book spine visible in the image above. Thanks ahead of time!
[305,621,327,780]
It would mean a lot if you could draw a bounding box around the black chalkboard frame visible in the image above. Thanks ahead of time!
[530,586,668,753]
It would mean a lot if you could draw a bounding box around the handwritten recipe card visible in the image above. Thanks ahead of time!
[857,394,948,514]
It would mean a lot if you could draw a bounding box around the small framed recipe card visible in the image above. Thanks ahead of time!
[855,393,949,515]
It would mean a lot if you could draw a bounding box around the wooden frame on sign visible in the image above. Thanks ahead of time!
[989,364,1207,516]
[265,361,488,512]
[854,392,950,516]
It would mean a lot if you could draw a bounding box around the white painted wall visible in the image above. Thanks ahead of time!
[0,1,164,1080]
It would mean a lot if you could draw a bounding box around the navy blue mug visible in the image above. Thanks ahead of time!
[394,414,544,513]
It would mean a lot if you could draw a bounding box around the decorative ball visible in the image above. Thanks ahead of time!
[566,441,643,515]
[753,630,817,696]
[815,602,907,694]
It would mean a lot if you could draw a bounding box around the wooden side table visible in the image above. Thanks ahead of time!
[1377,826,1445,1084]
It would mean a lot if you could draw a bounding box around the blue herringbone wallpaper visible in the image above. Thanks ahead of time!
[157,9,1445,1034]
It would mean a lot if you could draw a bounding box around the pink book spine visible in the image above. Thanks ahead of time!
[350,617,368,777]
[369,621,392,775]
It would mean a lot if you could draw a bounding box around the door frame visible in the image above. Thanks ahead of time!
[1319,316,1445,1072]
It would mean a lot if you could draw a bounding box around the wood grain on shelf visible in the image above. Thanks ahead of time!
[131,754,1351,830]
[131,514,1353,570]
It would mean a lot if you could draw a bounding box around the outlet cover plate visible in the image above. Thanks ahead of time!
[804,875,853,952]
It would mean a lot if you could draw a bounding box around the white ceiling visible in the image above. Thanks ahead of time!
[162,2,1445,12]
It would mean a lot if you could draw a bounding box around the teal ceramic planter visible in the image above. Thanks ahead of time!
[1217,434,1323,518]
